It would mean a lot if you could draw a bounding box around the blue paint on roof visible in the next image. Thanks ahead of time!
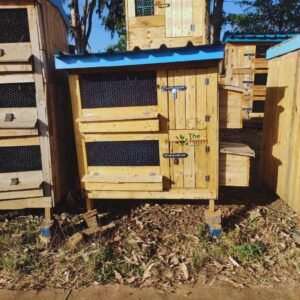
[54,45,224,71]
[223,32,298,43]
[49,0,69,25]
[267,35,300,59]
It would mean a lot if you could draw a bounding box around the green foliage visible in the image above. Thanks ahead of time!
[231,242,264,263]
[227,0,300,33]
[106,35,127,52]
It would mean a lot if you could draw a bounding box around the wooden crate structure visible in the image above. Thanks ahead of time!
[0,0,76,219]
[221,33,296,120]
[261,35,300,216]
[55,45,253,210]
[125,0,208,50]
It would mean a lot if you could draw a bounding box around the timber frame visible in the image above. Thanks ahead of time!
[125,0,209,50]
[0,0,76,220]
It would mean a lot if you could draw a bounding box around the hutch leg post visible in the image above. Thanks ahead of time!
[205,199,222,236]
[86,198,94,211]
[44,207,52,223]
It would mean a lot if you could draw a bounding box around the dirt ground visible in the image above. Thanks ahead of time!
[0,282,300,300]
[0,126,299,296]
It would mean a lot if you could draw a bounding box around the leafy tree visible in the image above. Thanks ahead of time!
[106,35,127,52]
[227,0,300,33]
[66,0,125,53]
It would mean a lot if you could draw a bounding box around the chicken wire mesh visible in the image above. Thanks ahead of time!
[80,71,157,109]
[0,146,42,173]
[0,9,30,43]
[0,83,36,108]
[86,141,160,166]
[135,0,154,16]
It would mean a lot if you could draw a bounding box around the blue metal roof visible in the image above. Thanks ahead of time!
[267,35,300,60]
[49,0,69,25]
[223,32,298,43]
[54,45,224,71]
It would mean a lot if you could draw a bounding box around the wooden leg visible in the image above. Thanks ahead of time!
[86,198,94,211]
[44,207,52,222]
[209,199,215,212]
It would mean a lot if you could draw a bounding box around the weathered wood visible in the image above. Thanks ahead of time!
[0,108,37,129]
[125,0,207,50]
[261,45,300,216]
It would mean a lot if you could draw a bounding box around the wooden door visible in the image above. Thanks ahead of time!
[164,68,218,192]
[165,0,193,37]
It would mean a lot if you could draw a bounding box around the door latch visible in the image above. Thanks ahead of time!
[0,49,4,57]
[161,85,187,99]
[158,3,170,8]
[4,113,14,122]
[163,153,188,165]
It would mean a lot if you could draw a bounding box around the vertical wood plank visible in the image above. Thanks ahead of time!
[159,134,170,190]
[196,69,207,129]
[168,70,176,129]
[69,75,87,186]
[127,0,136,17]
[171,0,182,37]
[206,67,219,198]
[157,70,169,132]
[174,69,186,129]
[185,69,196,129]
[182,0,193,36]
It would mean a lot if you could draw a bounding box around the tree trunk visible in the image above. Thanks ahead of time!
[211,0,224,44]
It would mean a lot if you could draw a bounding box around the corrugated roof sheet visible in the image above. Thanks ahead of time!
[267,35,300,59]
[49,0,69,25]
[54,45,224,71]
[223,32,298,43]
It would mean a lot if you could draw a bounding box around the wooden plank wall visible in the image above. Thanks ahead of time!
[125,0,207,50]
[261,49,300,216]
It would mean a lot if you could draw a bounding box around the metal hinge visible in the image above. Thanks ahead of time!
[205,175,210,182]
[205,78,210,85]
[191,24,195,32]
[205,115,211,122]
[205,146,210,153]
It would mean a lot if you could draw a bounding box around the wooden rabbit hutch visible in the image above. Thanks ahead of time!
[220,33,296,121]
[55,45,254,212]
[0,0,75,220]
[261,35,300,216]
[125,0,208,50]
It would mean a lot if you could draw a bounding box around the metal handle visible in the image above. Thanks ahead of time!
[4,113,14,122]
[158,3,170,8]
[163,153,188,165]
[10,178,20,185]
[0,49,4,57]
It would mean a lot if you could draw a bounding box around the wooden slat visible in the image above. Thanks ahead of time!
[79,119,160,133]
[88,166,161,176]
[220,142,255,157]
[0,108,37,129]
[80,107,159,122]
[0,43,32,62]
[0,63,32,73]
[0,136,39,147]
[0,73,34,84]
[0,128,38,137]
[0,171,43,191]
[0,189,43,200]
[82,174,163,183]
[0,197,52,209]
[84,133,163,142]
[85,182,163,192]
[88,189,216,200]
[128,15,165,28]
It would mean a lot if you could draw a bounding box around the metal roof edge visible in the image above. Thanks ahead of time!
[222,32,298,43]
[54,44,225,71]
[266,35,300,60]
[49,0,69,26]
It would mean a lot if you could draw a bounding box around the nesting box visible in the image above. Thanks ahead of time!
[55,45,254,210]
[125,0,208,50]
[221,33,296,120]
[261,36,300,216]
[0,0,76,219]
